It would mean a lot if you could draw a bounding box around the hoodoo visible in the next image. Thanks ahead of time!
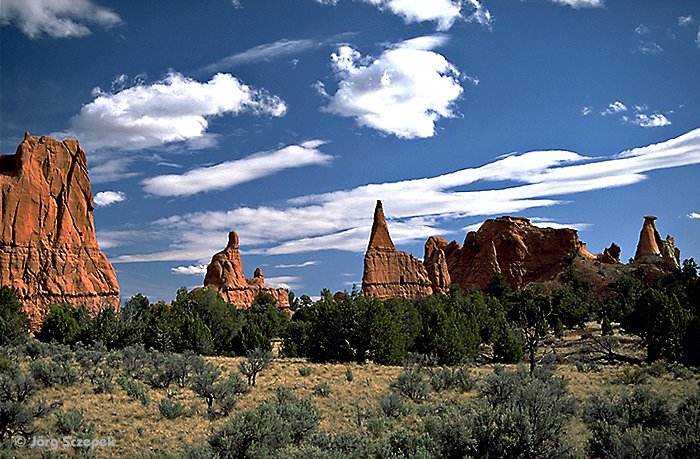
[203,231,291,315]
[361,200,433,300]
[0,134,119,330]
[633,216,680,270]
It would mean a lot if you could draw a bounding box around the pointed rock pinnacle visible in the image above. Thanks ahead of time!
[367,200,395,250]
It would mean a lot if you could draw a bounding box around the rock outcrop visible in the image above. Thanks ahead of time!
[0,133,119,330]
[203,231,291,314]
[361,201,433,300]
[445,216,592,292]
[634,216,680,270]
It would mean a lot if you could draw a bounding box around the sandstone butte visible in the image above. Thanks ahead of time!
[202,231,291,316]
[361,201,680,301]
[0,133,119,331]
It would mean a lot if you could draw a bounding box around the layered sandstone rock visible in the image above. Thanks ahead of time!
[361,201,433,300]
[423,236,451,295]
[633,216,680,270]
[0,133,119,330]
[446,216,589,291]
[203,231,290,314]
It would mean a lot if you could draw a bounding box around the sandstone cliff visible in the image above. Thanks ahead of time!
[634,216,681,270]
[0,133,119,330]
[361,201,433,300]
[203,231,291,314]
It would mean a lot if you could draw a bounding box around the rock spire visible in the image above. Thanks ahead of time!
[633,216,680,270]
[0,133,119,330]
[203,231,291,314]
[361,201,433,299]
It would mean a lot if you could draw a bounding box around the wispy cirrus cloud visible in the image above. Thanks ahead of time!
[688,212,700,219]
[200,38,319,73]
[141,140,333,197]
[594,100,671,128]
[318,35,463,139]
[0,0,122,39]
[62,71,286,153]
[111,128,700,262]
[275,261,320,268]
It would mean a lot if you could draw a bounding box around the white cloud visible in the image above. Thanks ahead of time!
[548,0,604,8]
[93,190,125,207]
[322,36,463,139]
[688,212,700,219]
[141,140,333,197]
[0,0,122,39]
[635,24,651,35]
[635,42,663,54]
[624,113,671,128]
[313,0,492,31]
[171,265,208,275]
[696,26,700,48]
[581,106,592,116]
[678,16,693,27]
[64,72,286,152]
[112,128,700,262]
[265,276,302,290]
[275,261,320,268]
[200,38,318,73]
[601,101,627,115]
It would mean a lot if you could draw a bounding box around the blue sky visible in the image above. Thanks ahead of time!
[2,0,699,303]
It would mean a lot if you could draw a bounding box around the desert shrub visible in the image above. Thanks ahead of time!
[378,392,409,419]
[493,326,523,364]
[602,315,614,336]
[208,392,318,458]
[312,381,333,397]
[0,397,60,442]
[238,347,273,386]
[30,359,79,387]
[144,351,179,389]
[191,363,249,417]
[583,386,689,459]
[0,371,36,403]
[616,363,648,385]
[54,408,86,435]
[298,366,313,377]
[120,345,148,379]
[159,398,186,420]
[345,367,354,383]
[117,375,151,406]
[390,354,431,402]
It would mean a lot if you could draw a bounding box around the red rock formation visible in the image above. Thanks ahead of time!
[0,133,119,330]
[361,201,433,300]
[444,217,590,292]
[203,231,290,314]
[633,216,680,270]
[423,236,451,294]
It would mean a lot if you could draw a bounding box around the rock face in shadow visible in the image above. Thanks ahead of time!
[0,133,119,330]
[361,201,433,300]
[633,216,681,270]
[203,231,290,314]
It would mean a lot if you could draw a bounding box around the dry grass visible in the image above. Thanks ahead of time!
[9,328,699,458]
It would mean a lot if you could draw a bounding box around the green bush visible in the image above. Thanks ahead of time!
[390,355,430,402]
[54,408,85,435]
[493,327,523,364]
[0,287,29,345]
[30,359,79,387]
[208,392,318,458]
[117,375,151,406]
[298,366,313,377]
[238,347,273,386]
[158,398,186,420]
[311,381,333,397]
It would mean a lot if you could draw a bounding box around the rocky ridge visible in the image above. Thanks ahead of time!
[361,201,678,301]
[0,134,119,330]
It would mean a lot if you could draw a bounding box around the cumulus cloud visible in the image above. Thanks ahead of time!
[688,212,700,219]
[548,0,604,8]
[265,276,303,290]
[313,0,492,31]
[112,128,700,262]
[624,113,671,128]
[321,36,463,139]
[141,140,333,197]
[171,265,208,275]
[0,0,122,39]
[601,101,627,115]
[696,26,700,48]
[93,190,125,207]
[678,16,693,27]
[64,72,286,152]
